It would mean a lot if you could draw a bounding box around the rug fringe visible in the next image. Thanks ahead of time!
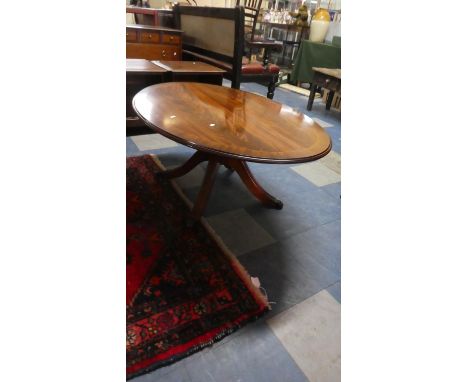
[127,309,268,380]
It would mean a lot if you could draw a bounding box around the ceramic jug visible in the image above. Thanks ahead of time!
[309,8,331,43]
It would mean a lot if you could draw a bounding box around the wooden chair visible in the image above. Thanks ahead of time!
[236,0,262,42]
[236,0,282,67]
[173,5,280,99]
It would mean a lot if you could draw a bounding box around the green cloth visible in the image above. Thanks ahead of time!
[290,41,341,84]
[332,36,341,47]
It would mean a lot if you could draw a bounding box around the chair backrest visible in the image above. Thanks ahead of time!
[173,5,244,86]
[236,0,262,41]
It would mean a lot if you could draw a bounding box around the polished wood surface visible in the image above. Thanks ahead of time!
[133,82,332,164]
[152,60,226,74]
[126,59,167,73]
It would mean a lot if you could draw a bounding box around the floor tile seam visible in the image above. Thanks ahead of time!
[306,280,342,305]
[233,217,341,265]
[320,184,342,201]
[284,165,341,191]
[264,285,341,381]
[234,319,309,381]
[278,217,341,243]
[290,162,341,181]
[266,270,340,316]
[318,163,341,177]
[207,322,311,382]
[263,318,320,382]
[326,279,341,290]
[266,279,341,326]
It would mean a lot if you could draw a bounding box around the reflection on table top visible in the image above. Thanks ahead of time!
[133,82,331,164]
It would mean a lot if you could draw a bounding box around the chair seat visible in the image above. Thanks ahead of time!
[265,63,280,74]
[241,60,280,75]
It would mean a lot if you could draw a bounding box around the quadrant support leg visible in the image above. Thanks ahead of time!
[158,150,283,218]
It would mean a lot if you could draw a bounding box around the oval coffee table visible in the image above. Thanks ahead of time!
[133,82,332,219]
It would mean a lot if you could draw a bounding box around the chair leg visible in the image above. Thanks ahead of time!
[307,84,317,110]
[231,74,241,89]
[326,90,335,110]
[267,78,276,99]
[267,75,278,99]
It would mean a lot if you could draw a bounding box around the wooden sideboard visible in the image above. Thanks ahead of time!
[126,25,182,61]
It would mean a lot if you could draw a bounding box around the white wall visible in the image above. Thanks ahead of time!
[148,0,166,7]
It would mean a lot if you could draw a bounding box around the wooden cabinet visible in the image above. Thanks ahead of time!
[126,25,182,61]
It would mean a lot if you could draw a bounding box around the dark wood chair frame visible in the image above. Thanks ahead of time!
[237,0,262,43]
[173,4,279,99]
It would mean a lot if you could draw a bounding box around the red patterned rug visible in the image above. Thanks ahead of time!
[126,155,269,379]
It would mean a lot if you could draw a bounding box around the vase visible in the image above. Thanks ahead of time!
[309,8,330,43]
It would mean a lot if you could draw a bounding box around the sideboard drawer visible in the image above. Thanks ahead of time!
[159,46,179,60]
[161,34,180,45]
[126,30,137,42]
[140,32,160,44]
[127,43,180,61]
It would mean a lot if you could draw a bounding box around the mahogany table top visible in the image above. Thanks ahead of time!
[132,82,332,164]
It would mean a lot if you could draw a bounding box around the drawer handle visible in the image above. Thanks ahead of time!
[162,50,166,56]
[170,36,174,40]
[174,52,177,56]
[149,35,152,39]
[126,33,128,36]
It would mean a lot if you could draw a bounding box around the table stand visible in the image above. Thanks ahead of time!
[159,151,283,219]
